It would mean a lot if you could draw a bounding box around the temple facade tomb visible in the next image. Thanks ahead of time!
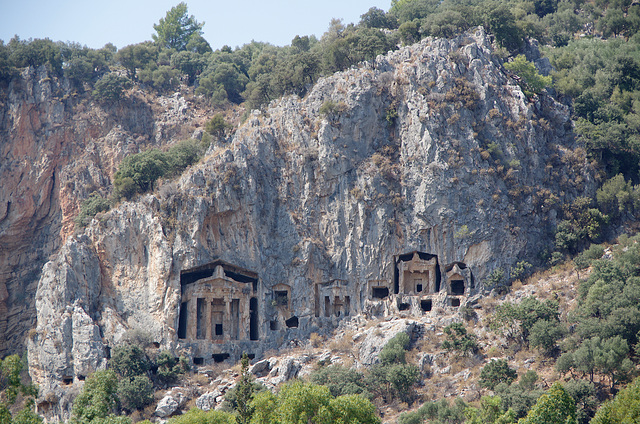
[315,279,352,318]
[393,251,440,295]
[177,260,259,343]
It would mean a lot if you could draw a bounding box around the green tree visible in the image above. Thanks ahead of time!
[115,42,158,80]
[171,51,206,84]
[250,381,380,424]
[117,375,153,412]
[310,365,370,398]
[591,376,640,424]
[76,193,111,227]
[153,2,204,51]
[442,323,478,357]
[490,297,559,346]
[504,55,552,97]
[92,73,131,102]
[205,114,230,138]
[109,345,150,378]
[235,353,254,424]
[518,382,577,424]
[379,332,410,365]
[113,148,171,199]
[529,319,565,353]
[168,408,235,424]
[479,360,518,390]
[359,7,394,29]
[494,371,543,419]
[70,370,126,424]
[155,351,189,385]
[464,396,517,424]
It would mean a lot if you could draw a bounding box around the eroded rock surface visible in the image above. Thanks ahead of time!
[26,28,595,420]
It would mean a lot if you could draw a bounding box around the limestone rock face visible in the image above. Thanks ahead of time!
[0,65,213,357]
[27,28,595,419]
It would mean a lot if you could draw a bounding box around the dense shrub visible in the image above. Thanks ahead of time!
[110,345,150,378]
[76,193,110,227]
[309,365,371,399]
[155,351,189,385]
[518,382,577,424]
[479,360,518,390]
[167,408,235,424]
[441,323,478,356]
[490,296,560,346]
[205,114,230,138]
[379,332,411,365]
[70,370,125,424]
[112,140,202,200]
[92,73,131,102]
[495,371,543,418]
[591,376,640,424]
[117,375,154,412]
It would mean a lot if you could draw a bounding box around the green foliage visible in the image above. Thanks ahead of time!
[205,114,230,138]
[464,396,517,424]
[109,345,150,378]
[309,365,371,399]
[70,370,125,424]
[494,371,543,418]
[441,323,478,357]
[563,379,598,424]
[113,140,202,200]
[117,375,153,412]
[486,268,506,293]
[511,261,532,281]
[153,2,204,51]
[596,174,640,218]
[483,3,524,51]
[171,51,206,84]
[138,65,181,91]
[504,55,552,97]
[556,336,634,388]
[235,353,254,424]
[554,197,609,253]
[92,74,131,102]
[76,193,110,227]
[529,319,566,352]
[11,403,43,424]
[548,37,640,179]
[249,381,380,424]
[8,37,63,75]
[115,42,159,80]
[167,408,235,424]
[367,362,420,403]
[490,296,560,346]
[568,237,640,357]
[398,398,468,424]
[360,7,395,29]
[591,376,640,424]
[379,332,410,365]
[155,351,189,385]
[479,360,518,390]
[518,382,577,424]
[574,244,604,271]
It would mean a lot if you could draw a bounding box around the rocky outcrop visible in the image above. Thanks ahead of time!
[27,28,595,420]
[0,66,215,356]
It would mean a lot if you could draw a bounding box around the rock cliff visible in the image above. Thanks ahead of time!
[22,28,595,419]
[0,65,212,357]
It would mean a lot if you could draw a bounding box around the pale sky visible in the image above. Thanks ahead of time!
[0,0,391,50]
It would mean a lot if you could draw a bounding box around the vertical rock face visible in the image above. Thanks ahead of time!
[0,66,210,357]
[26,28,594,419]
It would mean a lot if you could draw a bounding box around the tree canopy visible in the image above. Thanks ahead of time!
[152,2,204,51]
